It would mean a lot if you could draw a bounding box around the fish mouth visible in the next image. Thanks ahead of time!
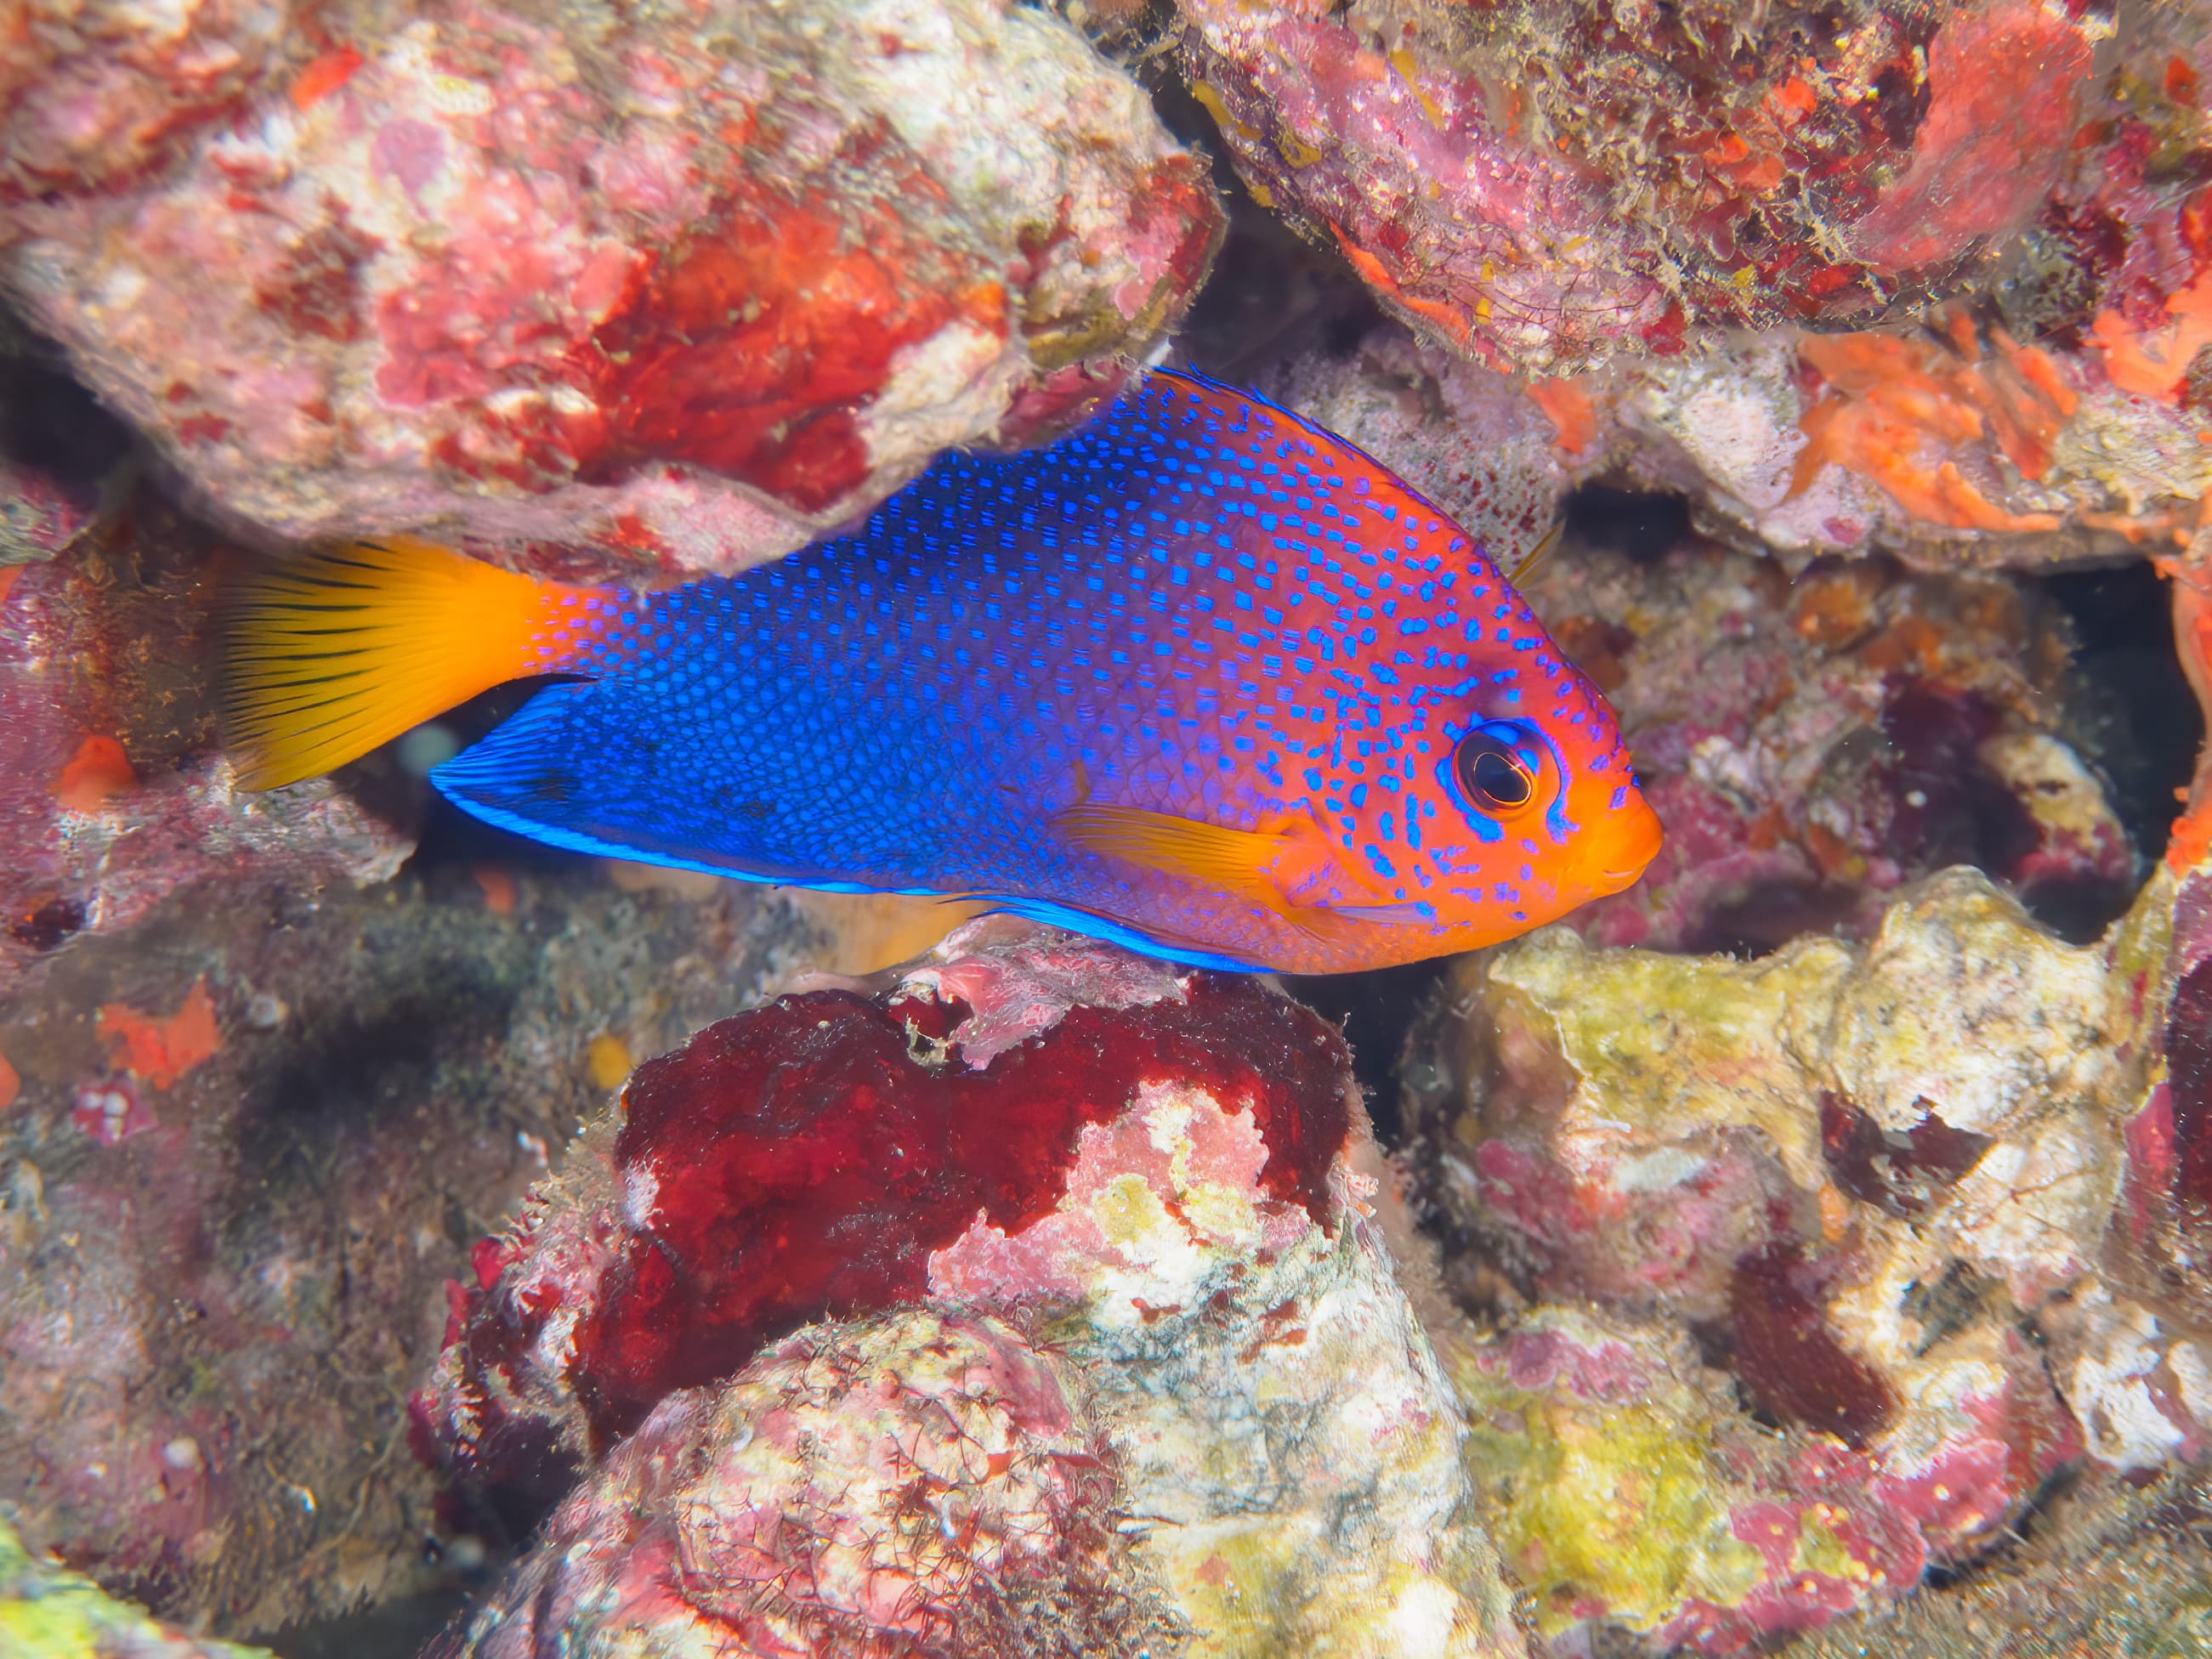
[1580,796,1664,892]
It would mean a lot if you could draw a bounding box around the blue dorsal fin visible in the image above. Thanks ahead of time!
[1150,365,1491,569]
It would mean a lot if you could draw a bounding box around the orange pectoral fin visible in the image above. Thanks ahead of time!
[1052,803,1404,945]
[1052,803,1295,902]
[1327,902,1434,926]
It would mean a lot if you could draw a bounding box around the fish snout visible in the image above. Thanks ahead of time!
[1580,791,1664,895]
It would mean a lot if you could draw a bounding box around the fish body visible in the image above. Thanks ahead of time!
[228,370,1659,974]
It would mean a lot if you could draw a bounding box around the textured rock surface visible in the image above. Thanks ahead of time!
[422,923,1526,1657]
[1400,859,2212,1650]
[0,853,836,1634]
[0,1515,271,1659]
[1449,1305,1931,1651]
[1,0,1221,584]
[1179,0,2108,374]
[1173,0,2212,569]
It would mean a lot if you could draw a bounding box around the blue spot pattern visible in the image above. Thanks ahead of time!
[434,370,1621,970]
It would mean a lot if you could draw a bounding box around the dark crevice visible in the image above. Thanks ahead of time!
[2042,560,2200,870]
[1282,957,1452,1144]
[0,309,138,485]
[1559,483,1693,564]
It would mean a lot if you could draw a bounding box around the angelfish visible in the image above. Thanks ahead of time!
[225,370,1661,974]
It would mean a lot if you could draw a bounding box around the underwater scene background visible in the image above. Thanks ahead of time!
[8,1,2212,1655]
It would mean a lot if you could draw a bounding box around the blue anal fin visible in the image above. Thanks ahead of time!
[429,683,909,895]
[978,894,1268,973]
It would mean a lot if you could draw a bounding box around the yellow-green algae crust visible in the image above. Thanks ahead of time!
[0,1515,271,1658]
[1487,926,1853,1190]
[1450,1314,1767,1637]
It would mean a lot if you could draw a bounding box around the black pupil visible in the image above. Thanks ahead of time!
[1467,745,1532,807]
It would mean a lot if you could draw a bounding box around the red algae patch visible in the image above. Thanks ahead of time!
[423,947,1353,1461]
[54,733,138,812]
[578,978,1349,1436]
[1727,1240,1899,1450]
[94,978,221,1090]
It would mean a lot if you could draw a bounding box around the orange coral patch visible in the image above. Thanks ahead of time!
[54,735,137,812]
[1528,377,1598,456]
[1328,224,1472,349]
[2090,271,2212,402]
[2170,801,2212,873]
[2166,558,2212,863]
[1771,76,1818,123]
[0,567,20,607]
[0,1052,16,1111]
[97,979,221,1088]
[1789,320,2071,532]
[290,45,363,111]
[2169,54,2201,107]
[473,863,518,916]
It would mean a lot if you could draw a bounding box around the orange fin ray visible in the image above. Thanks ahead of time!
[1051,802,1415,943]
[1052,802,1292,893]
[224,535,597,790]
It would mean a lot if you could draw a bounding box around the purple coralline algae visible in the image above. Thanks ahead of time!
[0,0,1221,585]
[1177,0,2106,374]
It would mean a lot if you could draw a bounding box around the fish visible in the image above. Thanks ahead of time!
[224,368,1661,976]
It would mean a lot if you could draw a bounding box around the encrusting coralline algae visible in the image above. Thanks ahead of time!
[13,1,2212,1656]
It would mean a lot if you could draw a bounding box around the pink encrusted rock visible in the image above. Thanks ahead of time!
[418,925,1528,1657]
[434,1311,1188,1659]
[1404,870,2158,1647]
[1449,1306,1932,1652]
[0,508,411,1000]
[0,824,828,1634]
[0,0,294,202]
[0,0,1222,585]
[1177,0,2106,374]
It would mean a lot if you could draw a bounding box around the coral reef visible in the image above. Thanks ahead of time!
[0,1515,272,1659]
[12,1,2212,1654]
[1171,0,2212,569]
[0,841,840,1633]
[1,0,1221,584]
[1449,1305,1932,1651]
[421,922,1524,1657]
[1609,319,2212,572]
[1402,855,2211,1650]
[1251,300,2212,579]
[1177,0,2107,375]
[1782,1462,2212,1658]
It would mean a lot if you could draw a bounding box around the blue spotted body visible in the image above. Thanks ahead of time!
[416,370,1660,973]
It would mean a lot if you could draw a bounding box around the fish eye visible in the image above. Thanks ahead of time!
[1454,726,1540,815]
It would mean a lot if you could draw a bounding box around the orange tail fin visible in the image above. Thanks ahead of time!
[224,535,604,790]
